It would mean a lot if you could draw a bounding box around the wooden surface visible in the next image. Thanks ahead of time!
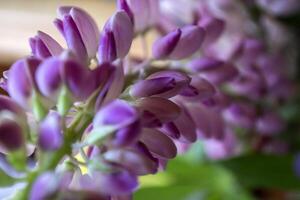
[0,0,116,68]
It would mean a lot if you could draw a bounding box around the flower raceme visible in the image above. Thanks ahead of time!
[0,2,297,199]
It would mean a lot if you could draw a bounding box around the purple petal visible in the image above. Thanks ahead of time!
[69,7,100,59]
[30,172,58,200]
[0,95,27,118]
[198,16,225,47]
[140,128,177,159]
[38,112,63,151]
[98,30,117,63]
[36,57,62,100]
[136,97,181,123]
[103,149,157,175]
[104,11,134,58]
[130,77,176,98]
[117,0,134,24]
[0,119,24,151]
[146,70,191,98]
[113,120,141,147]
[7,58,41,108]
[223,103,257,129]
[36,31,63,57]
[62,15,88,63]
[94,100,138,128]
[92,171,138,195]
[159,122,180,139]
[152,29,181,59]
[169,25,205,60]
[256,112,285,135]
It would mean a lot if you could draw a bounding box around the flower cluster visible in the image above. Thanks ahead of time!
[0,0,299,199]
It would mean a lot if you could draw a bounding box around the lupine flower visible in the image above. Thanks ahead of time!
[98,11,134,63]
[255,112,285,135]
[140,128,177,159]
[178,75,216,101]
[130,70,190,98]
[0,96,28,152]
[152,25,205,60]
[38,112,63,151]
[0,70,8,92]
[136,97,181,124]
[198,15,225,47]
[223,103,257,129]
[29,31,63,59]
[80,170,138,195]
[93,100,140,147]
[188,57,238,85]
[256,0,300,16]
[94,63,125,109]
[7,57,41,109]
[55,6,100,63]
[294,154,300,178]
[118,0,159,33]
[103,148,157,175]
[36,56,92,102]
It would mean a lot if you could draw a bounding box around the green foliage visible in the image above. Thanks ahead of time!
[221,154,300,190]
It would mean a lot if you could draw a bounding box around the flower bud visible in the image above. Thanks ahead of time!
[94,100,140,147]
[152,29,181,59]
[130,70,190,98]
[152,25,205,60]
[188,57,238,85]
[136,97,181,123]
[98,11,133,63]
[198,16,225,47]
[29,31,63,59]
[55,6,100,62]
[38,112,63,151]
[178,75,216,101]
[223,103,257,129]
[36,57,92,102]
[255,112,285,135]
[0,96,28,153]
[121,0,159,33]
[7,57,41,109]
[81,171,138,195]
[140,128,177,159]
[103,149,157,175]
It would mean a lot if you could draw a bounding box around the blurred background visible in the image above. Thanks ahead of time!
[0,0,115,69]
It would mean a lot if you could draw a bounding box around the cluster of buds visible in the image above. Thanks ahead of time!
[0,0,298,199]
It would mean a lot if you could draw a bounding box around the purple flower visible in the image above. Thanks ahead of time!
[94,63,125,109]
[36,57,92,101]
[136,97,181,124]
[152,25,205,60]
[255,112,285,135]
[98,11,134,63]
[120,0,159,33]
[130,70,190,98]
[30,172,58,200]
[103,149,157,175]
[38,112,63,151]
[198,16,225,47]
[55,6,100,62]
[7,57,41,109]
[81,171,138,195]
[257,0,300,16]
[94,100,140,147]
[29,31,63,59]
[294,154,300,178]
[140,128,177,159]
[188,57,238,85]
[223,103,257,129]
[178,75,216,101]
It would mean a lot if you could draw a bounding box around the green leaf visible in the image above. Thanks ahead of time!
[0,168,17,187]
[84,126,116,146]
[135,158,253,200]
[221,154,300,190]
